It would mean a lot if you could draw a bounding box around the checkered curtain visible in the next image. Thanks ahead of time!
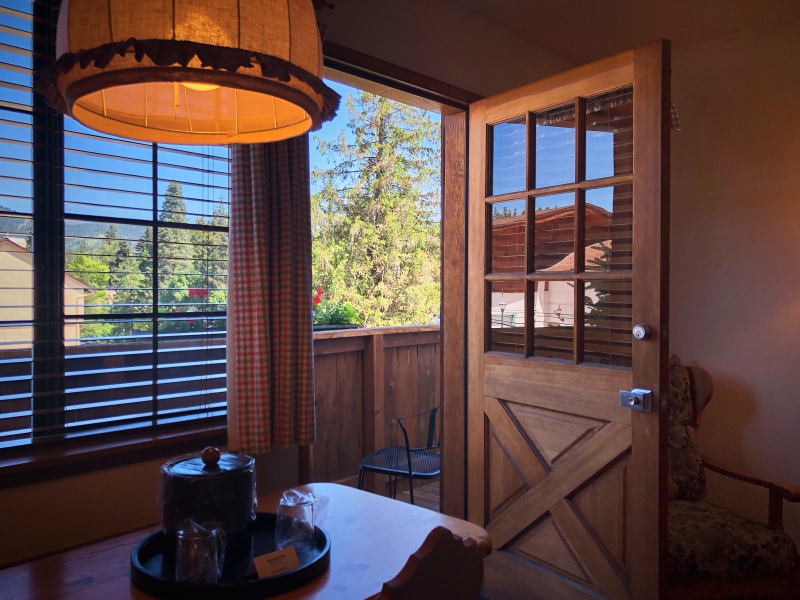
[227,136,315,453]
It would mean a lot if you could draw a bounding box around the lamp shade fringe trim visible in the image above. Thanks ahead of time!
[35,38,340,127]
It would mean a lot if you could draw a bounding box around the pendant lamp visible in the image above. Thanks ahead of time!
[36,0,340,145]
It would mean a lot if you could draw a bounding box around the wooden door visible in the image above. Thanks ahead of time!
[467,42,670,600]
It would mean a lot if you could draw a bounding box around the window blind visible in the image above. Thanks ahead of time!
[0,0,35,448]
[0,0,230,449]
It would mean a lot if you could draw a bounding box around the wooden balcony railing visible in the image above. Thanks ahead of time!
[309,325,441,492]
[0,326,441,483]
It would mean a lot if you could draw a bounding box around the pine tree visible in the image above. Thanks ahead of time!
[583,242,614,337]
[158,182,193,285]
[190,203,228,296]
[311,91,441,326]
[156,182,195,330]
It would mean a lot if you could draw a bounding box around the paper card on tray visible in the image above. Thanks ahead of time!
[253,546,301,578]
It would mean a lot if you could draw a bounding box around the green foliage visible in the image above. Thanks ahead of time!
[311,91,441,327]
[67,183,229,341]
[66,253,114,339]
[492,206,524,219]
[313,300,363,326]
[156,183,193,326]
[67,253,110,291]
[584,242,613,329]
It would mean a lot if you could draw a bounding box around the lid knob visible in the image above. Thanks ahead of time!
[201,446,221,468]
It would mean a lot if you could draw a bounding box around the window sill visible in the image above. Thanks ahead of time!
[0,420,227,490]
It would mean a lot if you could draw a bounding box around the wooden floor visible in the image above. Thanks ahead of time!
[395,479,440,512]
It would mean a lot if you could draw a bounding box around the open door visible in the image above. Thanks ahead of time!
[467,42,670,600]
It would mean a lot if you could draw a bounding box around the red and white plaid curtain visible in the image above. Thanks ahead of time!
[227,136,315,454]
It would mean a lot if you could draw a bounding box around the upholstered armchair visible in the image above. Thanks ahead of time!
[665,356,800,599]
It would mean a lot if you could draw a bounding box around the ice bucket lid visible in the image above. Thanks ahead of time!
[162,447,254,478]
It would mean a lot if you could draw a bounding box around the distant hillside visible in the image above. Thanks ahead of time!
[0,206,33,246]
[1,206,145,250]
[0,206,30,239]
[64,221,145,249]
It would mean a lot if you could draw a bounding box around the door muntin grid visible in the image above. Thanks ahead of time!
[485,87,634,367]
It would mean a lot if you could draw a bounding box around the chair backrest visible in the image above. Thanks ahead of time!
[667,356,707,501]
[687,365,714,426]
[372,526,484,600]
[397,407,438,450]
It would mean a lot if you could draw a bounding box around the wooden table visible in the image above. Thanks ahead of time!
[1,482,491,600]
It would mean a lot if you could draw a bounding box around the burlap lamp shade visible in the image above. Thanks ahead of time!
[36,0,339,144]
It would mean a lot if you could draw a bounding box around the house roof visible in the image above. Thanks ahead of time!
[543,240,612,272]
[491,203,612,229]
[0,237,93,290]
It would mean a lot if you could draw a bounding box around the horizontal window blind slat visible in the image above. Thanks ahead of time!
[0,78,29,92]
[0,1,230,448]
[0,42,31,57]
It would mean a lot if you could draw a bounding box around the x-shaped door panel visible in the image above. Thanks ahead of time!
[485,396,632,600]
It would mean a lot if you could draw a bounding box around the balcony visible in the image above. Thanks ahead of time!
[309,325,441,500]
[0,324,442,513]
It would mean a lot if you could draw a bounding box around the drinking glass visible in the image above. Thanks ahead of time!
[274,489,315,554]
[175,522,226,584]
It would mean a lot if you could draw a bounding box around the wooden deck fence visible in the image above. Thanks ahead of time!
[308,325,441,494]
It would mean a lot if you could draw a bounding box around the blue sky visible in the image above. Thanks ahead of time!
[491,116,618,212]
[309,79,442,197]
[309,80,358,180]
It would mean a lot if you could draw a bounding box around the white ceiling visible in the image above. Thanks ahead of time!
[442,0,800,65]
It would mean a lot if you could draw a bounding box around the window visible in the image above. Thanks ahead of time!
[486,88,634,366]
[310,77,442,327]
[0,0,229,450]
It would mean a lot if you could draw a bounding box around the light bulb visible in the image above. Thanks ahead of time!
[181,82,221,92]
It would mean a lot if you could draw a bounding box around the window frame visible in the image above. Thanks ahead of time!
[0,0,229,478]
[0,20,477,484]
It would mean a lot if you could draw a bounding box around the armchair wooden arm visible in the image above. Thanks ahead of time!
[701,454,800,530]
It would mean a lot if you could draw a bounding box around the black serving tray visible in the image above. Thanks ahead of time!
[131,513,330,600]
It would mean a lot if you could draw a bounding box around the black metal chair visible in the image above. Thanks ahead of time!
[358,407,440,505]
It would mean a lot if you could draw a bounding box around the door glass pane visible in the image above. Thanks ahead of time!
[490,199,526,273]
[533,192,574,272]
[535,104,575,188]
[488,281,524,355]
[586,87,633,180]
[585,184,633,271]
[583,279,632,367]
[490,118,526,196]
[532,280,573,360]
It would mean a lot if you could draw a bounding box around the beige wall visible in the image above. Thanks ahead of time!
[325,1,800,544]
[0,446,299,566]
[320,0,572,97]
[0,241,86,348]
[670,19,800,544]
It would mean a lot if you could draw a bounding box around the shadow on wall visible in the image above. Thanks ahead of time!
[694,374,800,543]
[696,373,756,470]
